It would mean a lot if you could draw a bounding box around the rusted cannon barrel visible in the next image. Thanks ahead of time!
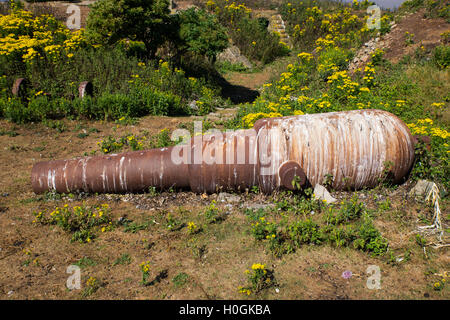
[31,109,415,194]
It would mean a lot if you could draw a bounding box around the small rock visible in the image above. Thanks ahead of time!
[189,100,198,111]
[313,184,337,204]
[408,180,435,199]
[217,45,253,69]
[244,203,275,211]
[217,192,240,203]
[7,291,13,296]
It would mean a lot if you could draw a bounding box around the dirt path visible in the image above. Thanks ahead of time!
[383,9,449,63]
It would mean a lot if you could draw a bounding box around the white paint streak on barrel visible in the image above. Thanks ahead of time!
[257,109,415,190]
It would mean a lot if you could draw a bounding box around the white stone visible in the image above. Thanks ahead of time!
[217,192,240,203]
[313,184,337,204]
[408,180,435,199]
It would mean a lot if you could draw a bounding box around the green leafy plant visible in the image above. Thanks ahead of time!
[139,261,152,286]
[33,203,113,243]
[113,253,132,266]
[172,272,189,288]
[178,8,229,64]
[432,45,450,69]
[82,276,101,298]
[85,0,172,58]
[204,200,223,223]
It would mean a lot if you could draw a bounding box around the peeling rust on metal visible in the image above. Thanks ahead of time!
[12,78,28,99]
[31,109,416,194]
[78,81,93,98]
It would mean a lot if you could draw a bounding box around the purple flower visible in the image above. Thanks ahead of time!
[342,270,352,279]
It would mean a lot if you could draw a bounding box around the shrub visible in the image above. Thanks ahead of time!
[33,203,113,243]
[238,263,274,296]
[0,5,89,67]
[1,97,28,123]
[353,216,388,256]
[85,0,172,58]
[317,46,352,79]
[208,0,289,64]
[134,87,184,116]
[177,8,229,64]
[432,45,450,69]
[27,96,72,121]
[288,219,323,246]
[95,93,143,120]
[231,17,289,64]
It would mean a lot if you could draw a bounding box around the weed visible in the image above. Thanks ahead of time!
[43,119,66,133]
[187,221,200,234]
[123,220,151,233]
[0,129,18,137]
[238,263,275,296]
[353,215,388,256]
[244,208,267,221]
[81,277,101,298]
[139,261,152,286]
[113,253,132,266]
[405,32,415,45]
[322,174,334,190]
[326,195,366,225]
[166,213,183,231]
[377,198,391,212]
[74,257,97,269]
[172,272,189,288]
[415,233,427,247]
[288,219,323,246]
[33,203,113,243]
[148,186,159,197]
[204,200,224,224]
[77,132,89,139]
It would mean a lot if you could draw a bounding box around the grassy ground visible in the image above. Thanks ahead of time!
[0,111,448,300]
[0,1,449,300]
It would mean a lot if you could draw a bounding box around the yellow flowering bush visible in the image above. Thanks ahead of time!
[407,119,450,140]
[0,5,88,65]
[230,0,449,189]
[238,263,274,296]
[139,261,152,285]
[281,1,375,48]
[208,0,289,64]
[33,203,113,243]
[187,221,199,234]
[82,276,101,297]
[242,112,282,128]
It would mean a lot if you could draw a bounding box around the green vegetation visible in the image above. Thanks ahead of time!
[230,0,449,189]
[172,272,189,288]
[247,193,389,258]
[207,0,290,64]
[85,0,172,58]
[33,203,113,243]
[178,8,229,64]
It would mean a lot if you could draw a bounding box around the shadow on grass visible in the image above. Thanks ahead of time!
[144,269,169,287]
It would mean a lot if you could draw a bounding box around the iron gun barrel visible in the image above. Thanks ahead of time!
[31,109,415,194]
